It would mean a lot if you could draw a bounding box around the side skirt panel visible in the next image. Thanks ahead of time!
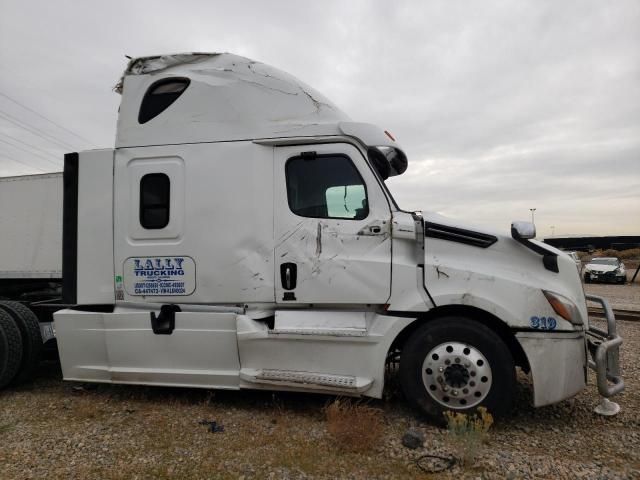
[237,311,414,398]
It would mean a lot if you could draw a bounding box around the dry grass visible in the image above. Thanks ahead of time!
[3,387,409,479]
[0,421,16,434]
[71,396,105,420]
[3,352,640,479]
[588,248,640,261]
[324,398,384,453]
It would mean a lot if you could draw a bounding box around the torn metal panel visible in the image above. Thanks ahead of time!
[116,52,350,148]
[115,53,219,93]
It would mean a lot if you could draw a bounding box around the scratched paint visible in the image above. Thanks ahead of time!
[422,211,587,332]
[275,216,391,304]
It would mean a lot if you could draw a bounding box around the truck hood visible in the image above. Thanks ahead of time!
[420,211,588,330]
[421,211,563,257]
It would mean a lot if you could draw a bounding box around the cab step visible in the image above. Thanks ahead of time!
[239,368,373,393]
[269,328,366,337]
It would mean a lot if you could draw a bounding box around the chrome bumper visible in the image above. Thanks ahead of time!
[585,295,624,397]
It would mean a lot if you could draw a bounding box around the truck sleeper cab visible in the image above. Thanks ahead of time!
[51,53,623,421]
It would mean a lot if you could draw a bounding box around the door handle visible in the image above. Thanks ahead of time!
[357,222,387,236]
[280,262,297,290]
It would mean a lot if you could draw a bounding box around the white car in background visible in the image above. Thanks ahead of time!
[584,257,626,284]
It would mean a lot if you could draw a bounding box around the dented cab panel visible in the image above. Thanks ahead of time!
[274,143,392,305]
[423,213,587,332]
[116,53,349,149]
[113,142,275,305]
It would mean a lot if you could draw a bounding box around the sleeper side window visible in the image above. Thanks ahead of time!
[285,155,368,220]
[138,77,190,124]
[140,173,170,229]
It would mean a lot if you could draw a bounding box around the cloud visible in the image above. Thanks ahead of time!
[0,0,638,234]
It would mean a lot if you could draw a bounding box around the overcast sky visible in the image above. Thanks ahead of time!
[1,0,638,236]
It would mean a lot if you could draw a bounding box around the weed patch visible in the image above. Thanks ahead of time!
[324,399,383,453]
[444,407,493,467]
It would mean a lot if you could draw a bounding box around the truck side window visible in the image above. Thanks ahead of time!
[140,173,170,229]
[138,78,190,124]
[286,154,368,220]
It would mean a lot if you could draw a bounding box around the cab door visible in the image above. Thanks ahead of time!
[274,143,392,305]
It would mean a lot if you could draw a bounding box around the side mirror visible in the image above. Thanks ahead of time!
[367,146,408,180]
[511,221,536,240]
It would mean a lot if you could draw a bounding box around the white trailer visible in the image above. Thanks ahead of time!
[0,173,62,280]
[0,173,63,387]
[0,173,62,319]
[0,53,624,419]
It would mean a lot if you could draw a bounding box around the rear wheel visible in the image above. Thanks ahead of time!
[0,301,42,384]
[0,309,23,389]
[399,316,516,423]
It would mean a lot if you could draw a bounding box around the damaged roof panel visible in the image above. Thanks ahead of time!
[115,52,350,147]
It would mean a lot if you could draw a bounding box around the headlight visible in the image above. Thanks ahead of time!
[584,267,591,273]
[615,268,622,274]
[543,290,582,325]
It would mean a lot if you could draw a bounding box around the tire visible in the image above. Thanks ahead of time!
[0,301,42,384]
[584,274,591,284]
[0,309,23,389]
[399,316,516,423]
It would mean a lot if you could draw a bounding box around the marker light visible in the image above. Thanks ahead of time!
[543,290,582,325]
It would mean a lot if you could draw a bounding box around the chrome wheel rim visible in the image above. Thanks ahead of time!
[421,341,492,409]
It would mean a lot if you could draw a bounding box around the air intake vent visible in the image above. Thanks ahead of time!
[425,222,498,249]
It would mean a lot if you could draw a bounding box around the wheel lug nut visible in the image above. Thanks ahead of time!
[438,367,444,372]
[452,390,458,396]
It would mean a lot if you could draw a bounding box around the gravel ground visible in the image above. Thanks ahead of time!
[0,318,638,479]
[584,282,640,311]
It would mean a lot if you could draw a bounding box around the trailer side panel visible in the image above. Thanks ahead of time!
[0,173,62,279]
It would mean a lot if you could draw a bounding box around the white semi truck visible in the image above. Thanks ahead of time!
[0,53,624,419]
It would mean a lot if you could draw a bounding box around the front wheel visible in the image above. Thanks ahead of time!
[399,316,516,423]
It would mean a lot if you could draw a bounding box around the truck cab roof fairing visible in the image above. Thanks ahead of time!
[115,52,351,148]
